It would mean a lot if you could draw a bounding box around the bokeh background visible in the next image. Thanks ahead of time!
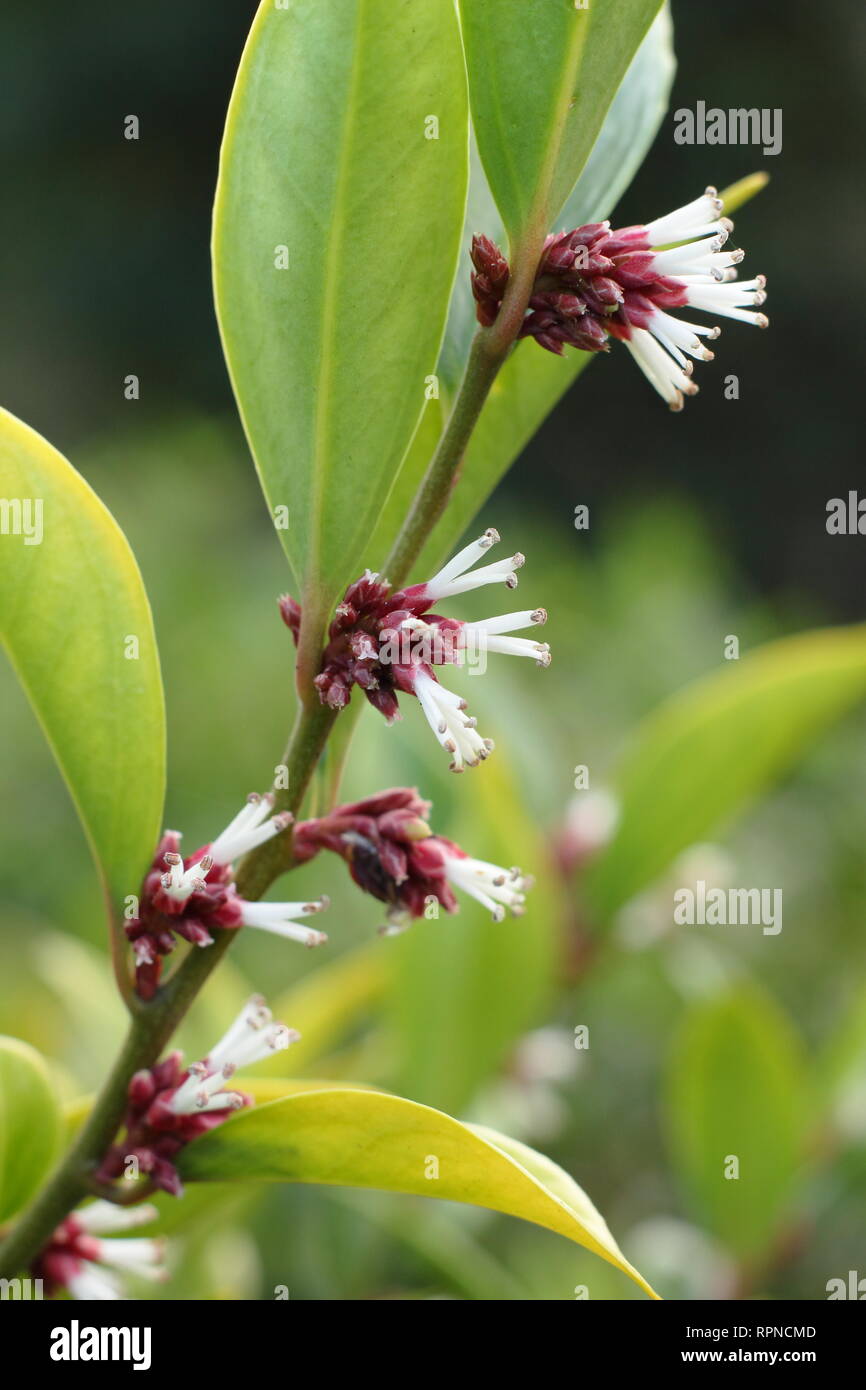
[2,0,866,1299]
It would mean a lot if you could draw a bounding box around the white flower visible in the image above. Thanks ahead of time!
[443,850,533,922]
[411,666,494,773]
[622,187,768,409]
[208,792,293,867]
[238,897,329,947]
[458,608,551,666]
[65,1201,166,1300]
[399,531,550,771]
[420,528,524,601]
[167,996,299,1117]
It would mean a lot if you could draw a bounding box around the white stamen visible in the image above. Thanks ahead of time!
[424,528,500,592]
[66,1265,125,1301]
[168,1000,300,1114]
[160,853,213,903]
[444,853,531,921]
[459,610,551,665]
[414,668,493,772]
[625,328,699,411]
[95,1237,166,1280]
[75,1201,160,1236]
[644,188,724,245]
[423,530,525,601]
[239,901,329,947]
[209,793,291,867]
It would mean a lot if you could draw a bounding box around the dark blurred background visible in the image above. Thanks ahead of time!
[1,0,865,613]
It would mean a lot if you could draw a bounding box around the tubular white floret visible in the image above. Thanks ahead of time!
[160,850,213,903]
[681,275,769,326]
[64,1206,168,1299]
[94,1237,167,1281]
[444,853,532,922]
[168,998,299,1115]
[66,1266,125,1300]
[208,793,292,867]
[644,187,724,246]
[647,311,719,366]
[423,529,524,600]
[413,667,494,772]
[239,899,329,946]
[459,609,551,665]
[625,328,700,410]
[75,1200,160,1236]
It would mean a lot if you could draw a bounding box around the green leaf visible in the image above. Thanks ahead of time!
[178,1086,659,1297]
[666,989,810,1260]
[0,1036,62,1223]
[0,409,165,912]
[213,0,469,629]
[369,7,676,574]
[458,0,662,247]
[586,624,866,923]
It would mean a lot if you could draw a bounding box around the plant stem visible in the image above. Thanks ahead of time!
[384,244,541,588]
[0,699,333,1279]
[0,235,542,1280]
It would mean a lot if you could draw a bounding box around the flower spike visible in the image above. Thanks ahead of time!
[294,789,534,934]
[282,531,550,770]
[96,997,299,1197]
[126,797,329,997]
[32,1201,167,1300]
[472,186,767,410]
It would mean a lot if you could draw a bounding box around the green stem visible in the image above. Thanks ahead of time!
[0,234,542,1281]
[384,244,541,588]
[0,699,333,1279]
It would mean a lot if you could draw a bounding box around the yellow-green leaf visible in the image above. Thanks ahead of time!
[179,1085,659,1297]
[0,409,165,913]
[0,1036,62,1223]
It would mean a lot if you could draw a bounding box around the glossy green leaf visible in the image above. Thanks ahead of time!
[0,1036,62,1223]
[666,990,809,1260]
[458,0,662,246]
[587,625,866,922]
[179,1086,659,1297]
[0,409,165,911]
[369,7,676,575]
[213,0,469,629]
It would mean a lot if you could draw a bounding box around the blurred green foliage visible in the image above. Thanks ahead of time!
[3,414,866,1298]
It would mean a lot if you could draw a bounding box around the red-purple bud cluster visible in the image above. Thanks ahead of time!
[472,222,690,357]
[470,234,511,326]
[94,1051,247,1199]
[280,572,461,722]
[125,834,244,1000]
[294,788,461,921]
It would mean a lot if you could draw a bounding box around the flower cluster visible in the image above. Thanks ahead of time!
[32,1200,166,1300]
[96,997,297,1197]
[126,794,329,998]
[280,529,550,771]
[294,788,533,933]
[471,188,768,410]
